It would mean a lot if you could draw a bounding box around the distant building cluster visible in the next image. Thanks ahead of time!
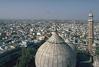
[0,13,99,67]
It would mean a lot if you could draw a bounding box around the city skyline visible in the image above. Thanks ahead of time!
[0,0,99,20]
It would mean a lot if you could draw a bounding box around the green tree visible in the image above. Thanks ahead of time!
[15,47,36,67]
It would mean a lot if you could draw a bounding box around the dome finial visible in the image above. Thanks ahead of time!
[53,23,57,31]
[52,23,58,35]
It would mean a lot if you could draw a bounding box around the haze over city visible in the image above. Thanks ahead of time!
[0,0,99,67]
[0,0,99,20]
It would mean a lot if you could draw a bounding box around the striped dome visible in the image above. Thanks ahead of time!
[35,32,76,67]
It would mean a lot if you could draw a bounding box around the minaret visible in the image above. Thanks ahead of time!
[88,12,94,53]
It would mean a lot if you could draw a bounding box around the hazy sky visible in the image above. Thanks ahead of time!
[0,0,99,20]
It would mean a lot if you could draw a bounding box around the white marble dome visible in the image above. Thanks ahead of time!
[35,32,76,67]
